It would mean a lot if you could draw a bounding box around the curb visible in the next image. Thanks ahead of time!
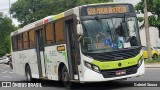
[144,63,160,68]
[145,64,160,68]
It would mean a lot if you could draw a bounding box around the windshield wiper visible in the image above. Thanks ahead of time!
[95,15,113,40]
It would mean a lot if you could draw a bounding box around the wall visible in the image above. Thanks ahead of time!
[140,27,160,47]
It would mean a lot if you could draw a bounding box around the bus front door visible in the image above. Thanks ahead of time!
[65,18,80,81]
[35,29,46,78]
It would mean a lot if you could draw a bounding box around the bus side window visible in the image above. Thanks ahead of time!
[23,32,29,49]
[45,23,54,46]
[55,19,65,44]
[17,34,23,50]
[12,36,18,51]
[29,29,35,48]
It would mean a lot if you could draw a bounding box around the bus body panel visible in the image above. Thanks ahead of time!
[44,44,69,80]
[12,49,39,78]
[79,50,144,82]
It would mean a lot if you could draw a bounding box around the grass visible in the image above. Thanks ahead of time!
[144,58,160,63]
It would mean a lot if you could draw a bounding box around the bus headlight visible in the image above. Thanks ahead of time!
[84,61,100,73]
[138,57,143,67]
[85,62,92,69]
[92,65,99,72]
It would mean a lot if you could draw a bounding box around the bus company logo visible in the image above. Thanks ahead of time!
[1,82,43,88]
[2,82,12,87]
[118,62,122,67]
[114,57,123,60]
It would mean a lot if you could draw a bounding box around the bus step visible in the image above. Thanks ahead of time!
[70,80,80,83]
[40,77,48,80]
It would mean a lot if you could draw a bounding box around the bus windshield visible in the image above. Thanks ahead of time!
[81,16,140,53]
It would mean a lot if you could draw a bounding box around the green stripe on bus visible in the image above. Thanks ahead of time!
[58,52,68,61]
[45,54,50,63]
[62,52,67,61]
[92,54,141,70]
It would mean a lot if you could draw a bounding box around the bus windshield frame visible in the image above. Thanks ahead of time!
[80,4,141,53]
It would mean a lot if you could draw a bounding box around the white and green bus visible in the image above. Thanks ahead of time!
[11,3,145,87]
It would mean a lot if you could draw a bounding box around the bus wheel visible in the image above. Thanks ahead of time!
[25,65,32,82]
[62,66,72,88]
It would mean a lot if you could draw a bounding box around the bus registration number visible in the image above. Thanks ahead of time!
[115,70,126,76]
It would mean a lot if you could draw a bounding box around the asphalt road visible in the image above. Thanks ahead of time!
[0,64,160,90]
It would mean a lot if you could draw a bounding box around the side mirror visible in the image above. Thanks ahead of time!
[129,36,138,46]
[83,37,92,45]
[77,24,83,36]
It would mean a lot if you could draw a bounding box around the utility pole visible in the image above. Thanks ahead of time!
[144,0,152,60]
[8,0,11,18]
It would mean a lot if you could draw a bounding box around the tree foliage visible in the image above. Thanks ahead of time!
[10,0,111,27]
[0,12,16,57]
[135,0,160,37]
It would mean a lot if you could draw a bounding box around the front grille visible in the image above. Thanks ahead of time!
[83,47,141,61]
[100,65,138,78]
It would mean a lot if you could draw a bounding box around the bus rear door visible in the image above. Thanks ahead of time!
[35,28,47,78]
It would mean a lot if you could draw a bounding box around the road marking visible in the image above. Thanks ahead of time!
[1,71,14,74]
[1,71,8,73]
[3,76,12,78]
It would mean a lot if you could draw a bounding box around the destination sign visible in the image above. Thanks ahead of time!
[81,4,134,16]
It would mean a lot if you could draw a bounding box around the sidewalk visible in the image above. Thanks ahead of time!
[145,63,160,68]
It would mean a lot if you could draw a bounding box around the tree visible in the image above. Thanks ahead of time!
[135,0,160,37]
[10,0,56,27]
[0,12,16,57]
[10,0,112,27]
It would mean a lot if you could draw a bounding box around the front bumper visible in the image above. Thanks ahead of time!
[82,61,145,82]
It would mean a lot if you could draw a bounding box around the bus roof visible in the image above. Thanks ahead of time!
[11,2,132,36]
[11,6,79,36]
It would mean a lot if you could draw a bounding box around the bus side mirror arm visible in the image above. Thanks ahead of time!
[77,24,83,42]
[76,17,83,41]
[77,24,83,35]
[76,17,83,35]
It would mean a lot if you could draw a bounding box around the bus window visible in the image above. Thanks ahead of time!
[17,34,23,50]
[55,20,65,44]
[12,36,18,51]
[29,30,35,48]
[45,23,54,46]
[23,32,29,49]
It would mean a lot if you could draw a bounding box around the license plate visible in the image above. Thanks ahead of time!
[115,70,126,76]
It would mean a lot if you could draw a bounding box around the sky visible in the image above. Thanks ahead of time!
[0,0,142,26]
[0,0,18,26]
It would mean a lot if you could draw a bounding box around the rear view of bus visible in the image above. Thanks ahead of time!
[78,3,145,82]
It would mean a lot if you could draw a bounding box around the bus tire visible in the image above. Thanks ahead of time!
[25,65,33,82]
[62,66,73,89]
